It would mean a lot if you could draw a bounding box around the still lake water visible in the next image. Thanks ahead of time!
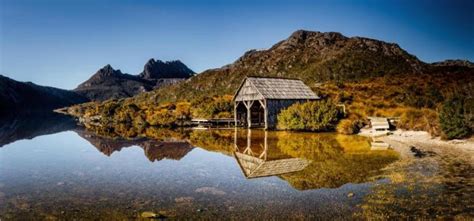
[0,113,472,220]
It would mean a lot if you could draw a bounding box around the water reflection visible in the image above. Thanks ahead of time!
[70,125,400,190]
[75,129,194,162]
[233,130,310,178]
[0,114,400,190]
[1,117,472,219]
[191,129,400,189]
[0,112,76,147]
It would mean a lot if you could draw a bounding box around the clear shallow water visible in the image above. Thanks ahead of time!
[0,114,472,220]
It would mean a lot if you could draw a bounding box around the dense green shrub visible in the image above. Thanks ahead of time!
[277,100,342,131]
[439,96,471,139]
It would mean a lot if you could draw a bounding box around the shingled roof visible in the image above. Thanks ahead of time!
[234,77,320,101]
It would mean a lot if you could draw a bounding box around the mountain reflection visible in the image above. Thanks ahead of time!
[2,116,400,190]
[75,128,194,162]
[76,123,400,189]
[0,112,77,147]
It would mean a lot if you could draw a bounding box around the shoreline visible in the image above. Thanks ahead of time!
[362,129,474,162]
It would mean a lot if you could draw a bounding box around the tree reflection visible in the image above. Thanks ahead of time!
[76,123,399,190]
[232,129,399,190]
[277,133,399,190]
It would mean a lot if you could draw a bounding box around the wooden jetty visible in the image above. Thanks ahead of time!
[190,118,238,129]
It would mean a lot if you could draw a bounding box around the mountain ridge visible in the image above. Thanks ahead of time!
[74,59,195,101]
[147,29,431,102]
[0,75,89,111]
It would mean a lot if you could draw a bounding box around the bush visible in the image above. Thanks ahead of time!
[439,97,471,139]
[398,108,441,136]
[192,95,233,118]
[175,102,192,120]
[145,108,177,127]
[337,118,364,135]
[337,119,357,134]
[277,100,342,131]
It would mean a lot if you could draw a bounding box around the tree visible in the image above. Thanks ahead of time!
[439,96,471,139]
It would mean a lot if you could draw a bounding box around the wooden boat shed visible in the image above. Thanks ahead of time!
[233,77,320,129]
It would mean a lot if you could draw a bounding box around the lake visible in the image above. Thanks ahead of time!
[0,113,472,220]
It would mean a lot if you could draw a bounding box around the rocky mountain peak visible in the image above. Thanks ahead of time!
[288,30,345,42]
[139,58,194,79]
[97,64,121,77]
[74,59,194,101]
[75,64,126,90]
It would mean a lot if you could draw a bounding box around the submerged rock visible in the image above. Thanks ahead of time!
[141,211,168,219]
[195,187,226,195]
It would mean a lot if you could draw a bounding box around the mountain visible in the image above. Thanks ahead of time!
[431,59,474,68]
[151,30,427,101]
[139,59,195,79]
[0,75,89,112]
[64,29,473,138]
[74,59,194,101]
[74,64,152,101]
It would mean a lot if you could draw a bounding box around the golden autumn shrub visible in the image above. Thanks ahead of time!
[145,108,176,126]
[337,119,358,135]
[175,102,192,120]
[277,100,342,131]
[191,95,233,118]
[398,108,440,136]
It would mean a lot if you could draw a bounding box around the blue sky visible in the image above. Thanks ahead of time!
[1,0,473,89]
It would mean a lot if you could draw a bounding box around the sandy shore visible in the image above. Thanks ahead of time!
[366,130,474,162]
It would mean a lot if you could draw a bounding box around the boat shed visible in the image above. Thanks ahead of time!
[233,77,320,129]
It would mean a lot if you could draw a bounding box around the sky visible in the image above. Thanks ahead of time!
[1,0,473,89]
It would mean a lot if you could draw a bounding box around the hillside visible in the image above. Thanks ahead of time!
[0,75,89,112]
[74,59,194,101]
[150,30,426,102]
[431,59,474,68]
[65,30,473,138]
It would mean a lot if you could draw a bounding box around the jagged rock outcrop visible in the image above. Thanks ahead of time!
[431,59,474,68]
[139,59,194,80]
[74,64,152,101]
[74,59,194,101]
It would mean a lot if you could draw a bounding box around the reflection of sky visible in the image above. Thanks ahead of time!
[0,131,375,218]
